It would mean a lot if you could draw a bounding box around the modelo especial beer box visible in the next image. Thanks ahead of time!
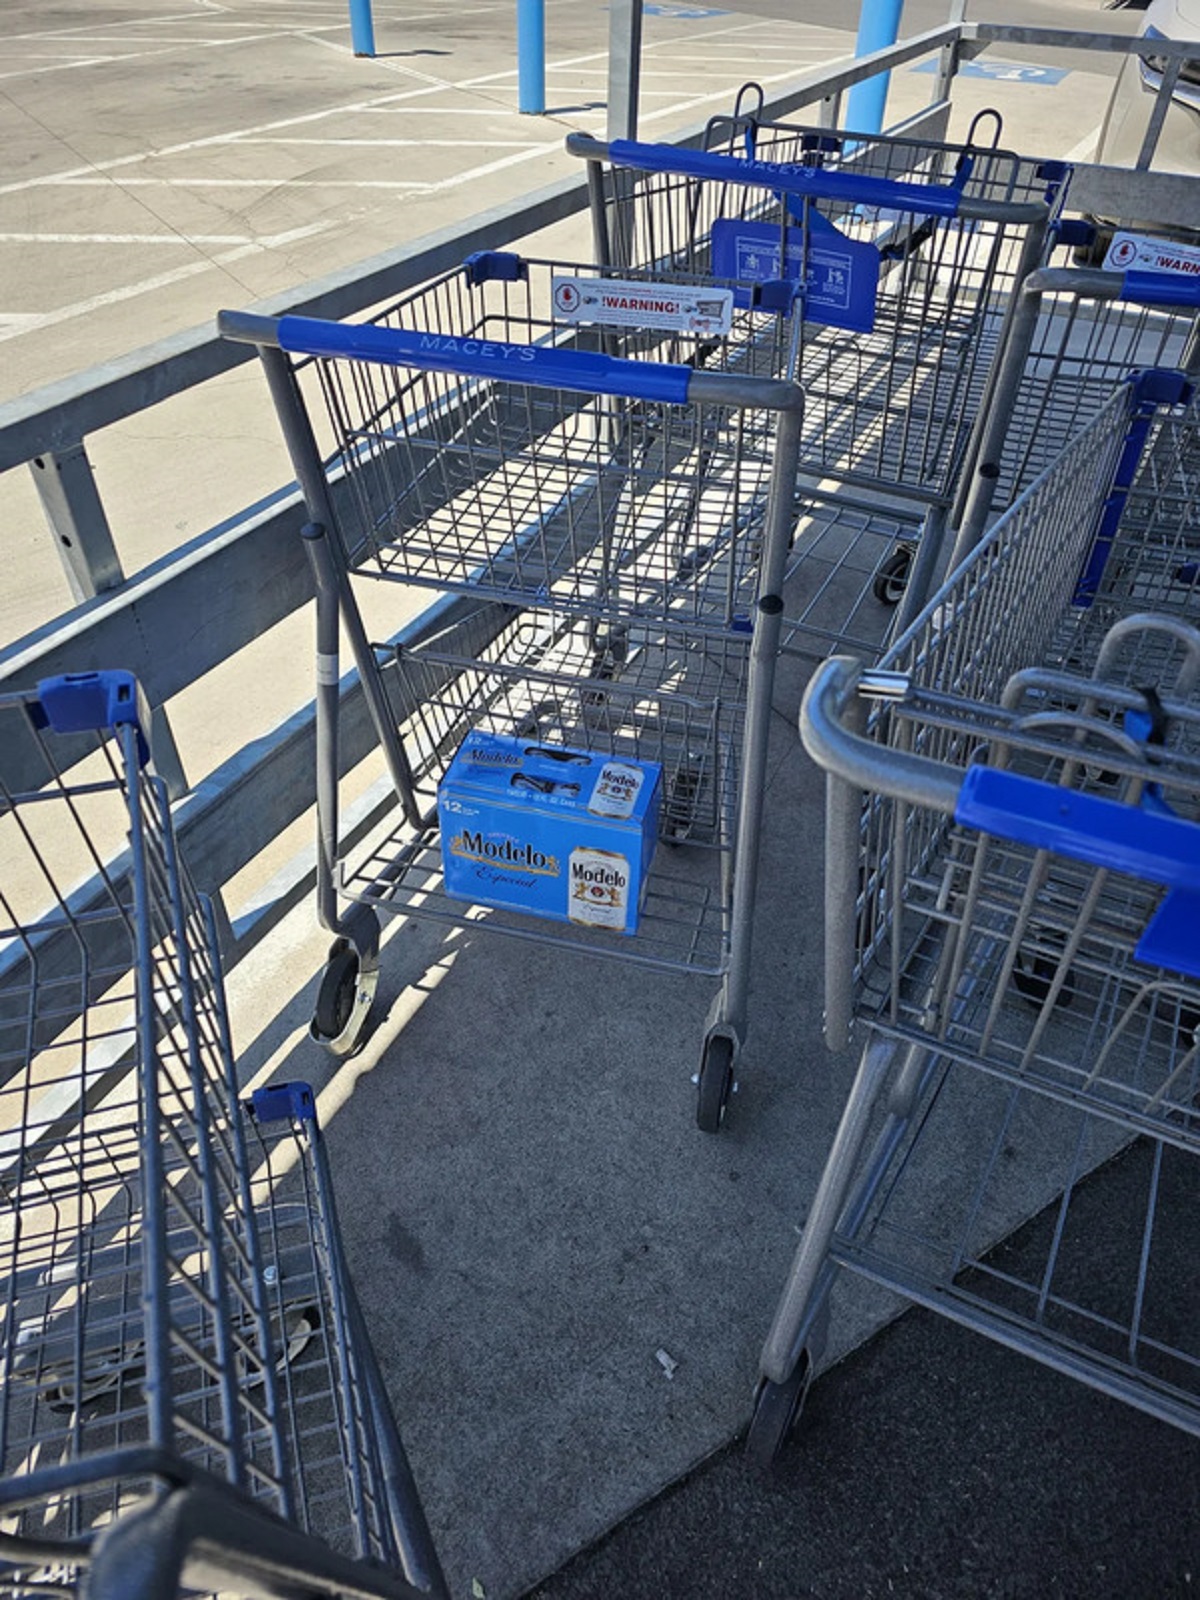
[437,732,662,935]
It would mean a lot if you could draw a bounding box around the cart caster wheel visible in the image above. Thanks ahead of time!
[872,545,913,606]
[696,1035,735,1133]
[312,939,379,1057]
[664,763,702,846]
[278,1303,321,1369]
[1013,933,1074,1010]
[745,1351,814,1470]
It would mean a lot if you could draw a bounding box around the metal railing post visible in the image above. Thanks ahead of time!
[28,442,190,799]
[30,442,122,602]
[607,0,643,142]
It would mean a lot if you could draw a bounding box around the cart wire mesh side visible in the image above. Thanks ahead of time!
[566,130,1058,653]
[0,673,444,1600]
[567,130,1057,507]
[952,265,1200,562]
[748,368,1200,1464]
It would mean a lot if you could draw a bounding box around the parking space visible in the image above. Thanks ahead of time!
[0,0,855,403]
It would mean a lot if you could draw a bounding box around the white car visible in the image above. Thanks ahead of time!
[1095,0,1200,178]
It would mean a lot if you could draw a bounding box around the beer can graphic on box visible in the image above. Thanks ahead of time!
[569,846,631,930]
[438,733,661,934]
[587,760,645,820]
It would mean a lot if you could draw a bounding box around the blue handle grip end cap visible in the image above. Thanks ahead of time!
[250,1081,319,1125]
[33,670,152,766]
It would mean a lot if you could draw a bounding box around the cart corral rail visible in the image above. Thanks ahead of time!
[2,19,1199,1005]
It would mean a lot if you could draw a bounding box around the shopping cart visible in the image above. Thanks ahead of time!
[566,126,1059,645]
[951,265,1200,563]
[220,261,806,1129]
[0,672,445,1598]
[746,370,1200,1466]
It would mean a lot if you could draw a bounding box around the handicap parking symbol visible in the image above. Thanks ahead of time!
[911,57,1067,85]
[642,4,730,16]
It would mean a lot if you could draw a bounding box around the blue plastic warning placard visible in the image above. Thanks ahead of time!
[710,215,879,333]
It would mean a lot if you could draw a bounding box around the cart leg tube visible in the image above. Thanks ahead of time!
[585,159,615,270]
[760,1035,896,1385]
[949,273,1046,566]
[303,522,348,938]
[709,406,804,1052]
[260,347,422,827]
[823,717,867,1051]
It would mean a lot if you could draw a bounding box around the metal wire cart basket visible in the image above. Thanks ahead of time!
[567,115,1062,642]
[0,672,445,1599]
[221,256,811,1130]
[746,362,1200,1465]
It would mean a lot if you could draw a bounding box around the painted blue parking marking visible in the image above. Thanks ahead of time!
[911,58,1068,84]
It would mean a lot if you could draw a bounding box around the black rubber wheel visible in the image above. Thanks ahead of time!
[277,1303,321,1370]
[696,1035,735,1133]
[665,765,701,845]
[872,546,913,606]
[315,947,360,1039]
[745,1352,812,1470]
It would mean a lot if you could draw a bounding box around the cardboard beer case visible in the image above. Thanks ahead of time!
[437,732,662,934]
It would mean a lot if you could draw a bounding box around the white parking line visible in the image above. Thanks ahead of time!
[42,139,557,191]
[0,86,455,195]
[0,30,346,81]
[0,222,335,343]
[9,6,230,36]
[0,232,313,244]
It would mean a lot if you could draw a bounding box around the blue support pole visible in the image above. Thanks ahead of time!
[845,0,904,135]
[349,0,376,57]
[518,0,546,114]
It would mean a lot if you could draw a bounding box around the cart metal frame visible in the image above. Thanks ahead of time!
[952,265,1200,565]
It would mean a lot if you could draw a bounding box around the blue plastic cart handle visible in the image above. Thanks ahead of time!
[955,765,1200,891]
[1121,269,1200,309]
[275,315,694,404]
[607,139,966,217]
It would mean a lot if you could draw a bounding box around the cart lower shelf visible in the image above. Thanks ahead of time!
[338,818,732,976]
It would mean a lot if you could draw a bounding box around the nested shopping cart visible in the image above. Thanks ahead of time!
[746,367,1200,1465]
[951,265,1200,563]
[0,672,445,1598]
[566,124,1060,651]
[220,254,807,1129]
[572,116,1068,617]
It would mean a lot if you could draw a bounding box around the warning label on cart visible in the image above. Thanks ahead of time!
[1103,230,1200,277]
[551,276,734,334]
[710,215,879,334]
